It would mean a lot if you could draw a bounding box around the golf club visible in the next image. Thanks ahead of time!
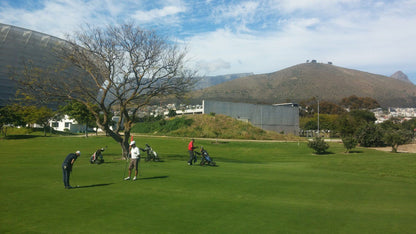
[72,169,79,188]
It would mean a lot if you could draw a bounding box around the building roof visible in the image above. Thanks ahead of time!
[0,23,69,107]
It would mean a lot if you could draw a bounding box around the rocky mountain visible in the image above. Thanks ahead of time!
[190,63,416,108]
[390,71,412,83]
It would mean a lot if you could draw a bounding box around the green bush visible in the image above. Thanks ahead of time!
[356,123,386,147]
[131,117,194,134]
[161,117,193,132]
[307,137,329,154]
[383,129,413,153]
[342,135,358,153]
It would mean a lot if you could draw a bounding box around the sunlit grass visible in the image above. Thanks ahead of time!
[1,136,415,233]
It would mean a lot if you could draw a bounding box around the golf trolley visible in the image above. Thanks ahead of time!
[90,148,105,164]
[142,144,160,162]
[195,147,216,166]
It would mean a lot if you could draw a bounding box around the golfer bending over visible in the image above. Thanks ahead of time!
[125,141,140,181]
[62,150,81,189]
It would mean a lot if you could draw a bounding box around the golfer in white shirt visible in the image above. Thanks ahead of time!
[124,141,141,181]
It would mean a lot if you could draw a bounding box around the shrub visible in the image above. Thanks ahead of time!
[383,129,413,153]
[167,109,177,117]
[308,137,329,154]
[131,117,194,134]
[161,117,193,132]
[356,123,385,147]
[342,135,358,153]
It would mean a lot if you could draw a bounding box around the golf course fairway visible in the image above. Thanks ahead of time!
[1,136,416,233]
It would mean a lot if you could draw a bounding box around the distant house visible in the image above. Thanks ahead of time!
[50,115,85,133]
[50,115,120,133]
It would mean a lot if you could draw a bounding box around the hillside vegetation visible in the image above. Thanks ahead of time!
[132,114,299,140]
[191,63,416,107]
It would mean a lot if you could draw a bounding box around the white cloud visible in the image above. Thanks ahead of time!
[196,59,231,75]
[0,0,115,37]
[185,0,416,78]
[0,0,415,81]
[273,0,360,14]
[212,1,259,19]
[133,5,186,23]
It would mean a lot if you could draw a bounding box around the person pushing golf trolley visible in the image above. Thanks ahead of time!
[187,139,198,165]
[124,141,141,181]
[62,150,81,189]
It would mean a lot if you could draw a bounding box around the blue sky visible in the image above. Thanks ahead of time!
[1,0,416,82]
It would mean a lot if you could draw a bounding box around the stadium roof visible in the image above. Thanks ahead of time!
[0,23,69,107]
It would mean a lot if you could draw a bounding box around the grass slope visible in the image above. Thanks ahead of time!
[132,114,299,141]
[1,136,416,233]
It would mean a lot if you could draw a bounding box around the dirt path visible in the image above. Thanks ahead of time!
[371,143,416,153]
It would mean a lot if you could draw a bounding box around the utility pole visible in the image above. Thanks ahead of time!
[317,97,320,137]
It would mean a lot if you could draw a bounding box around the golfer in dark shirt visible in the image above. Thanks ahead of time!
[62,151,80,189]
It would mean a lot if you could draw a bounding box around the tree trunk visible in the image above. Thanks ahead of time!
[392,144,398,153]
[120,140,130,159]
[85,123,88,138]
[122,130,131,159]
[102,125,130,159]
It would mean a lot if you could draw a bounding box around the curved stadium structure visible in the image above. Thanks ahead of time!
[0,23,72,107]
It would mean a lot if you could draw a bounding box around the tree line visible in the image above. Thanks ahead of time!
[0,100,103,137]
[301,96,415,153]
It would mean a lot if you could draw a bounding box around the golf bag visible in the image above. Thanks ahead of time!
[90,148,105,164]
[196,147,216,166]
[142,144,159,161]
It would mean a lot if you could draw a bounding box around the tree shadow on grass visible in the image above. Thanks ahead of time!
[5,135,40,139]
[345,150,364,154]
[75,183,114,189]
[312,151,335,156]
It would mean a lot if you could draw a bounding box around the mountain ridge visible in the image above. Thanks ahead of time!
[191,63,416,107]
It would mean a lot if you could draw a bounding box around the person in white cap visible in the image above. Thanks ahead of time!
[62,150,81,189]
[124,141,140,181]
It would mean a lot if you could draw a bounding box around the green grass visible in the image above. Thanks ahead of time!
[1,136,416,233]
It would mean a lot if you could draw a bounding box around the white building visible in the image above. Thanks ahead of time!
[50,115,85,133]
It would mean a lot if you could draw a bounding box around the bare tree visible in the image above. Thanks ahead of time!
[14,23,196,157]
